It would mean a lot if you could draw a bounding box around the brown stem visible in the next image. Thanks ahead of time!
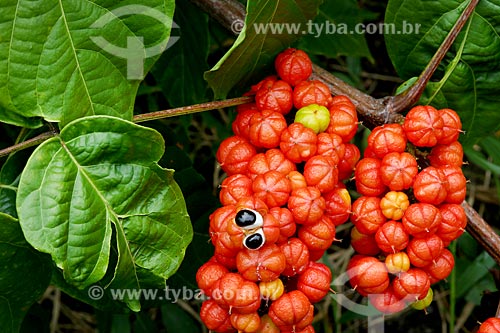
[190,0,245,34]
[461,202,500,265]
[196,0,500,266]
[133,96,253,123]
[389,0,480,113]
[0,130,57,159]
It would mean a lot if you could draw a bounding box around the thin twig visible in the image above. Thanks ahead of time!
[389,0,480,112]
[0,130,57,159]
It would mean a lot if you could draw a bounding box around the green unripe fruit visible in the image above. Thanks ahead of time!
[294,104,330,134]
[411,287,433,310]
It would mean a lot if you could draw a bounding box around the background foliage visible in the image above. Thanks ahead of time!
[0,0,499,332]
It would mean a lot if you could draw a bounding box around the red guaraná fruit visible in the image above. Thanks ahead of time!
[413,166,448,205]
[428,141,464,168]
[248,110,288,148]
[293,79,333,109]
[268,207,296,244]
[303,155,339,193]
[216,135,256,176]
[338,143,361,180]
[274,48,313,86]
[326,96,358,142]
[236,243,286,282]
[406,234,444,267]
[268,290,314,332]
[440,166,467,204]
[252,170,292,208]
[232,105,259,140]
[255,79,293,115]
[402,203,442,238]
[219,174,253,206]
[478,317,500,333]
[350,226,380,256]
[354,157,387,197]
[316,132,344,161]
[347,255,390,296]
[297,262,333,303]
[279,237,310,277]
[402,105,444,147]
[247,148,296,180]
[423,248,455,284]
[375,220,410,254]
[280,123,318,163]
[367,123,407,159]
[392,268,431,301]
[438,108,462,144]
[200,299,234,333]
[380,152,418,191]
[368,285,407,314]
[212,272,261,313]
[323,187,351,226]
[436,203,467,244]
[288,186,326,225]
[298,215,336,252]
[196,260,230,296]
[351,196,387,234]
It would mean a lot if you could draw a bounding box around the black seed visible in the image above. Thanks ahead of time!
[244,233,264,250]
[235,209,257,228]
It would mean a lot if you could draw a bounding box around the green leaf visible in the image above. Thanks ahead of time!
[152,0,209,107]
[455,251,496,298]
[161,303,201,333]
[298,0,373,60]
[0,0,175,127]
[385,0,500,145]
[205,0,322,99]
[17,116,192,310]
[0,213,52,332]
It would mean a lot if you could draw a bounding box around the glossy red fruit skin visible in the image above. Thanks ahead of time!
[428,141,464,168]
[209,205,237,245]
[303,155,339,193]
[219,173,253,206]
[288,186,326,225]
[268,290,314,331]
[380,152,418,191]
[478,317,500,333]
[367,123,407,159]
[232,106,259,140]
[255,79,293,115]
[392,268,431,300]
[355,157,387,197]
[196,260,230,295]
[403,105,444,147]
[368,285,407,314]
[338,143,361,180]
[297,262,332,303]
[247,148,296,180]
[247,75,278,96]
[407,234,444,267]
[440,166,467,204]
[316,132,344,162]
[323,187,351,226]
[212,273,261,314]
[269,207,297,244]
[351,196,387,234]
[280,123,318,163]
[200,299,235,333]
[413,166,448,205]
[279,238,310,277]
[326,96,358,142]
[236,243,286,282]
[248,109,288,148]
[423,248,455,284]
[298,215,336,251]
[436,203,467,244]
[350,226,380,256]
[402,203,442,238]
[293,79,333,109]
[438,108,462,144]
[252,170,292,208]
[375,220,410,254]
[275,48,313,86]
[347,255,390,296]
[216,136,257,176]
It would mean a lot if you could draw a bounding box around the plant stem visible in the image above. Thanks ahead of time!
[390,0,480,112]
[132,96,253,123]
[0,130,57,159]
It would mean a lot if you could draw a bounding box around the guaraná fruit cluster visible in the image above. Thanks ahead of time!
[349,105,467,313]
[197,48,357,333]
